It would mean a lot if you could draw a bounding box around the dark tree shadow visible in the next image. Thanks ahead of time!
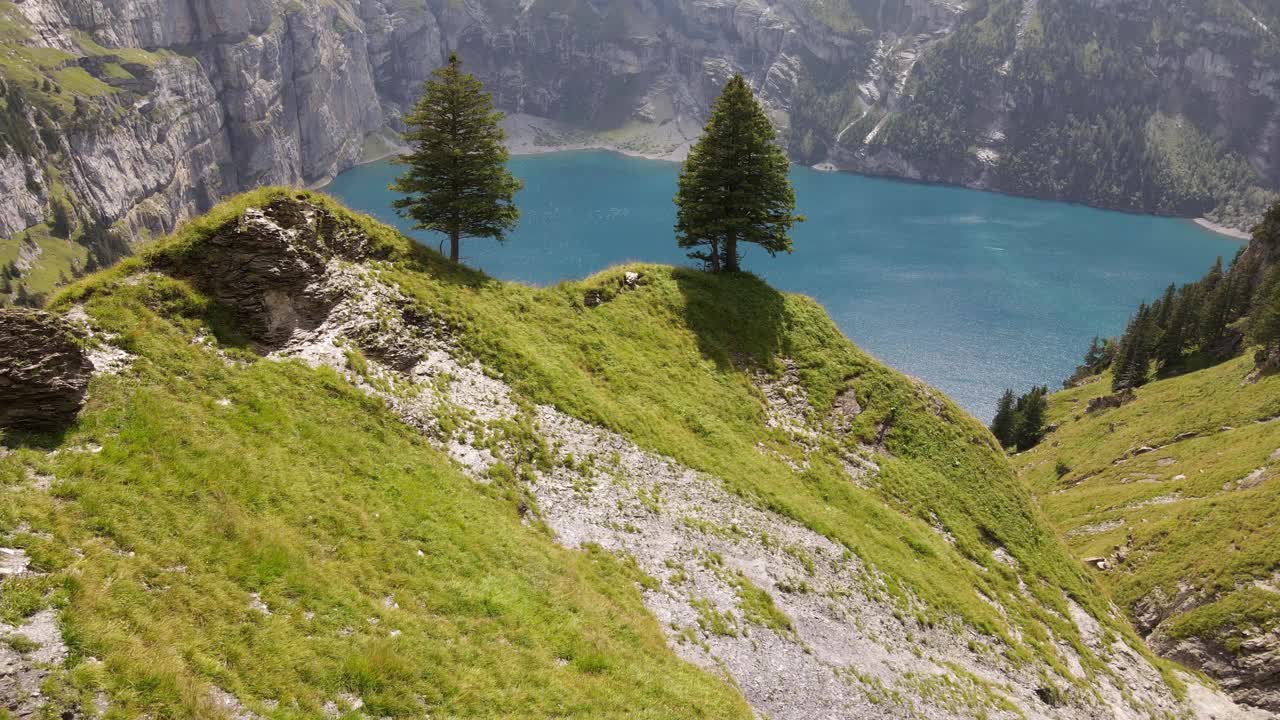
[0,425,76,452]
[397,237,502,291]
[672,267,787,371]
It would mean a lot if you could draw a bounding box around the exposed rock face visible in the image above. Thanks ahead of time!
[1152,625,1280,712]
[1085,389,1135,413]
[162,197,375,348]
[5,0,1276,257]
[0,309,93,431]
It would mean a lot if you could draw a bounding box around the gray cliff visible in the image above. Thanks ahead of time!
[4,0,1276,247]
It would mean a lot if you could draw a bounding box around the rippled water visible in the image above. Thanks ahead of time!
[325,150,1241,420]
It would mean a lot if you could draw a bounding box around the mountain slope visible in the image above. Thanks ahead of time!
[3,0,1280,306]
[1014,356,1280,711]
[0,189,1260,718]
[853,0,1280,229]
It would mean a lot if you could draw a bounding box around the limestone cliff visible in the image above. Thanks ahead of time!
[1,0,1278,292]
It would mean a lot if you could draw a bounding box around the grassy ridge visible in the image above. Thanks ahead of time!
[367,219,1113,665]
[0,188,1178,714]
[1014,356,1280,649]
[170,191,1156,668]
[4,271,753,718]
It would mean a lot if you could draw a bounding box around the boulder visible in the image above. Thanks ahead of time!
[1086,389,1135,413]
[0,309,93,431]
[827,387,862,434]
[1252,344,1280,381]
[162,197,373,349]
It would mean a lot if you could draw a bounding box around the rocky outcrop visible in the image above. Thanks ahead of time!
[1152,625,1280,713]
[161,197,375,348]
[1085,389,1135,414]
[0,308,92,431]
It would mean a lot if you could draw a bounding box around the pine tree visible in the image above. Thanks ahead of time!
[1132,305,1156,386]
[1157,287,1193,370]
[1249,267,1280,355]
[1204,256,1224,289]
[1084,336,1117,373]
[391,53,522,264]
[1226,254,1257,320]
[990,389,1018,449]
[1199,275,1232,348]
[1153,283,1176,333]
[1013,387,1049,452]
[675,76,803,273]
[1111,315,1136,392]
[1067,335,1118,385]
[49,197,71,239]
[1113,304,1154,391]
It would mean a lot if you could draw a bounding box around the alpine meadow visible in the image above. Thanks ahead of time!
[1,1,1279,719]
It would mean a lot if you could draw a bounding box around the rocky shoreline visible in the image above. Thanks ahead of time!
[500,113,694,163]
[1195,218,1254,241]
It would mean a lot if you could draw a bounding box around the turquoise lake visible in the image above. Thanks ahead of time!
[324,150,1242,420]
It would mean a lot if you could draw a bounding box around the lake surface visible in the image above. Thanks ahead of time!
[325,151,1241,420]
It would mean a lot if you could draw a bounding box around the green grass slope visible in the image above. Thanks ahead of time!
[0,189,1186,716]
[1014,357,1280,670]
[1,278,754,718]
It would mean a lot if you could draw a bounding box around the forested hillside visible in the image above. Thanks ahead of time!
[859,0,1280,229]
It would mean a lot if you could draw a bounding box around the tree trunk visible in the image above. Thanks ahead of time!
[709,240,721,273]
[724,234,738,273]
[449,230,461,263]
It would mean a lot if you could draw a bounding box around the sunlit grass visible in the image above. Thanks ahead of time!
[1016,356,1280,652]
[9,187,1181,713]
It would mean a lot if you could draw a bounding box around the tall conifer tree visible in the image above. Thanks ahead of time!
[1013,386,1049,452]
[1154,283,1176,331]
[1114,304,1154,390]
[990,389,1018,448]
[1156,287,1193,370]
[675,76,803,273]
[1200,275,1233,348]
[392,53,522,263]
[1249,267,1280,356]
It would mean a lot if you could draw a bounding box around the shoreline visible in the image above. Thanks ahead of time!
[1193,218,1252,241]
[335,122,1258,240]
[317,116,687,190]
[501,112,693,163]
